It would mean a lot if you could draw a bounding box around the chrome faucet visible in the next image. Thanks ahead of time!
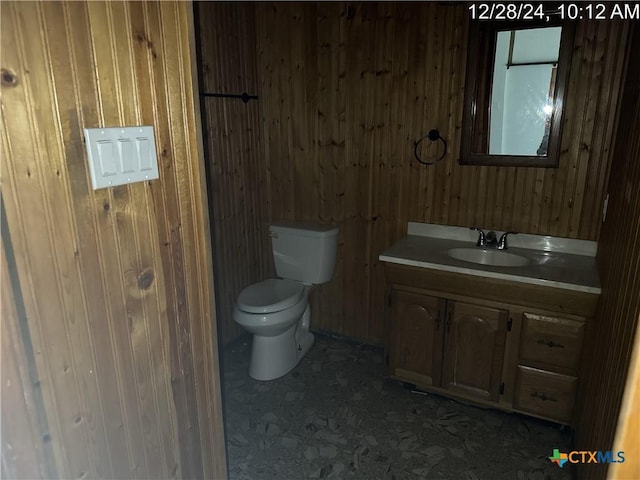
[497,231,518,250]
[470,227,518,250]
[470,227,486,246]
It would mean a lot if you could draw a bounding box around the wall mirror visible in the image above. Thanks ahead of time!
[460,19,575,167]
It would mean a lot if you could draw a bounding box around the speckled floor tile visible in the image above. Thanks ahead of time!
[222,334,573,480]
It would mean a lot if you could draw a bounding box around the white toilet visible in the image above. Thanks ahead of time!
[233,223,339,381]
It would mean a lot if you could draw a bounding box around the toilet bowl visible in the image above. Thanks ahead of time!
[234,279,314,380]
[233,223,338,381]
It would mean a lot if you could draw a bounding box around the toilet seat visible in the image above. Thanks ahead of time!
[237,278,305,314]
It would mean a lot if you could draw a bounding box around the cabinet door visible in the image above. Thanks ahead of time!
[390,290,444,387]
[441,301,508,402]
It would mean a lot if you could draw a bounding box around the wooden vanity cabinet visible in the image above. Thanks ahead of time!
[384,263,597,425]
[389,290,509,405]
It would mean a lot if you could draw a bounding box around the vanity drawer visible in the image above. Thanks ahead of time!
[513,365,577,424]
[519,313,584,372]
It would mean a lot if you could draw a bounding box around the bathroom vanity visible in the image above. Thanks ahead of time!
[380,223,600,426]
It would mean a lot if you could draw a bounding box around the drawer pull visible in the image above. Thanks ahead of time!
[536,339,565,349]
[531,391,558,402]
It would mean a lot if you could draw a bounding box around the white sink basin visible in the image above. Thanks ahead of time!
[447,248,530,267]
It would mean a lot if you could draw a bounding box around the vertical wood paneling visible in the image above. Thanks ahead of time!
[579,21,629,240]
[609,316,640,479]
[1,235,51,479]
[575,24,640,480]
[3,4,105,475]
[347,1,374,338]
[316,2,346,336]
[196,2,271,344]
[256,2,629,343]
[1,2,226,479]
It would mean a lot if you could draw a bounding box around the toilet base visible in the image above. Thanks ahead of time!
[248,305,314,381]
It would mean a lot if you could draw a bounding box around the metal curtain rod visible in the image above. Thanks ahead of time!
[200,92,258,103]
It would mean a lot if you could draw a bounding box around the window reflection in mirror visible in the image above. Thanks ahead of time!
[489,27,562,156]
[460,19,574,167]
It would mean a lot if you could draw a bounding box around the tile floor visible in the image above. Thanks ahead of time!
[222,333,573,480]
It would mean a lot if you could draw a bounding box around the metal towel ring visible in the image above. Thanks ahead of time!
[414,129,447,166]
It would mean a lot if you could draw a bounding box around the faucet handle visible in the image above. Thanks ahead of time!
[498,231,518,250]
[470,227,486,247]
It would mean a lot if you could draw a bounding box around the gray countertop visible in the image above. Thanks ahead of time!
[379,224,601,294]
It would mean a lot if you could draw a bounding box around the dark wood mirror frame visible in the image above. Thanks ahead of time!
[459,19,575,167]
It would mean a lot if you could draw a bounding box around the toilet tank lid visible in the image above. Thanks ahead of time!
[270,223,338,238]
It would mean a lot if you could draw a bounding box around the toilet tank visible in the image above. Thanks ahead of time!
[269,223,339,284]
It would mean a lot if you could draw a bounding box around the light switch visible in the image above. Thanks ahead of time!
[137,138,153,171]
[84,126,159,190]
[118,139,135,173]
[97,140,116,176]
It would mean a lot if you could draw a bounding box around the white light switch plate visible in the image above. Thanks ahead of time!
[83,126,159,190]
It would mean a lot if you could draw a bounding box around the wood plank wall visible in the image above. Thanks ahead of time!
[575,23,640,480]
[1,236,51,478]
[609,314,640,479]
[255,2,629,343]
[1,2,226,479]
[195,2,271,343]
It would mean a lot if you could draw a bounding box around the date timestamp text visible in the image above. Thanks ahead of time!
[469,3,640,21]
